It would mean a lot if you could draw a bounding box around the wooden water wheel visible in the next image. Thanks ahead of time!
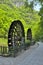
[8,20,25,55]
[27,29,32,41]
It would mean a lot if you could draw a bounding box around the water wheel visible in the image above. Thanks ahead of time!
[27,29,32,41]
[8,20,25,56]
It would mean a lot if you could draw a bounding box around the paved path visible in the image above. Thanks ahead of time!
[0,42,43,65]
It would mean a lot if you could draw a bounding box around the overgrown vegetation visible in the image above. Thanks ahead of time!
[0,0,43,46]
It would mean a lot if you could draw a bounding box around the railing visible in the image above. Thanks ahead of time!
[0,42,26,57]
[0,46,9,56]
[0,39,35,57]
[0,45,25,57]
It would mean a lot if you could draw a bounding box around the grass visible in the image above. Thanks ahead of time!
[0,38,8,46]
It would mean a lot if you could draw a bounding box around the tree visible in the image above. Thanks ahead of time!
[32,0,43,41]
[24,0,29,7]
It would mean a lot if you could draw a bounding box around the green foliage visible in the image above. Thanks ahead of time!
[0,38,7,46]
[29,0,43,41]
[0,1,41,43]
[25,40,31,46]
[0,4,23,38]
[24,0,29,8]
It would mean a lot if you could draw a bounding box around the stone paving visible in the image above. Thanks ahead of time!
[0,42,43,65]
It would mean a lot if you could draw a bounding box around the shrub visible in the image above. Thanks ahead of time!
[25,40,31,47]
